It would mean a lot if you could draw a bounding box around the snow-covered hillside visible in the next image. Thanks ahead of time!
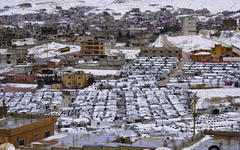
[0,0,240,16]
[152,34,223,52]
[219,31,240,48]
[27,42,80,59]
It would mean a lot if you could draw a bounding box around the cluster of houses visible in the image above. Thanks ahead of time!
[168,62,240,89]
[1,2,240,149]
[190,44,240,61]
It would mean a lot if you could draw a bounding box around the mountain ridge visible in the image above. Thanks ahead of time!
[0,0,239,16]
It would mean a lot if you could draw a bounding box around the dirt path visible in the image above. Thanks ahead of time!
[158,35,189,87]
[162,35,175,47]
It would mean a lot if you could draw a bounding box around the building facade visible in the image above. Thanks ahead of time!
[190,44,240,61]
[0,52,17,65]
[81,39,111,56]
[61,71,89,89]
[0,114,57,147]
[182,16,197,35]
[99,53,126,67]
[6,74,37,84]
[140,47,182,59]
[221,18,237,30]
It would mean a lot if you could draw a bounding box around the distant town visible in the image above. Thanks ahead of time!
[0,1,240,150]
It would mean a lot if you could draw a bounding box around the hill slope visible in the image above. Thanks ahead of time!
[0,0,239,16]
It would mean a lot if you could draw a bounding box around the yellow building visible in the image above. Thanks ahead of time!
[61,71,88,89]
[0,114,57,147]
[81,39,111,56]
[190,44,240,61]
[210,44,237,58]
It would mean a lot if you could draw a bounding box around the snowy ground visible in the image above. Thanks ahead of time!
[149,36,163,47]
[12,38,36,46]
[78,69,120,76]
[218,31,240,48]
[182,135,212,150]
[0,66,13,74]
[5,83,38,89]
[27,42,81,59]
[111,49,140,59]
[1,0,240,16]
[166,35,222,52]
[191,88,240,109]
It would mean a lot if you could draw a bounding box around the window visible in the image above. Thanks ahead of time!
[168,51,172,53]
[45,131,51,138]
[7,61,11,64]
[152,50,156,53]
[19,139,25,146]
[226,48,232,51]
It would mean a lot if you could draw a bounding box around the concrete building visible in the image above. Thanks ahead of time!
[182,16,197,35]
[6,74,37,84]
[0,114,57,147]
[190,44,240,61]
[81,39,111,56]
[0,50,17,65]
[99,53,126,67]
[13,65,33,74]
[61,70,89,89]
[221,18,237,30]
[140,47,182,59]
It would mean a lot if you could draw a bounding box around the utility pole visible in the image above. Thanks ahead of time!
[193,92,197,136]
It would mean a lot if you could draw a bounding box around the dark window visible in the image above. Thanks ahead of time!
[168,51,172,53]
[152,50,156,53]
[45,131,50,138]
[19,139,25,146]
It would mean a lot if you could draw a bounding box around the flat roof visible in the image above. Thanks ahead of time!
[0,117,41,130]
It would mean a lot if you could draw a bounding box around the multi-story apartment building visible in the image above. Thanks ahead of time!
[182,16,197,35]
[81,39,111,56]
[61,70,89,89]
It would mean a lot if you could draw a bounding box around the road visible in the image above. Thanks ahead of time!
[158,35,189,87]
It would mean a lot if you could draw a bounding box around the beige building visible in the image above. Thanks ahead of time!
[140,47,182,59]
[81,39,111,56]
[0,113,57,147]
[61,70,89,89]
